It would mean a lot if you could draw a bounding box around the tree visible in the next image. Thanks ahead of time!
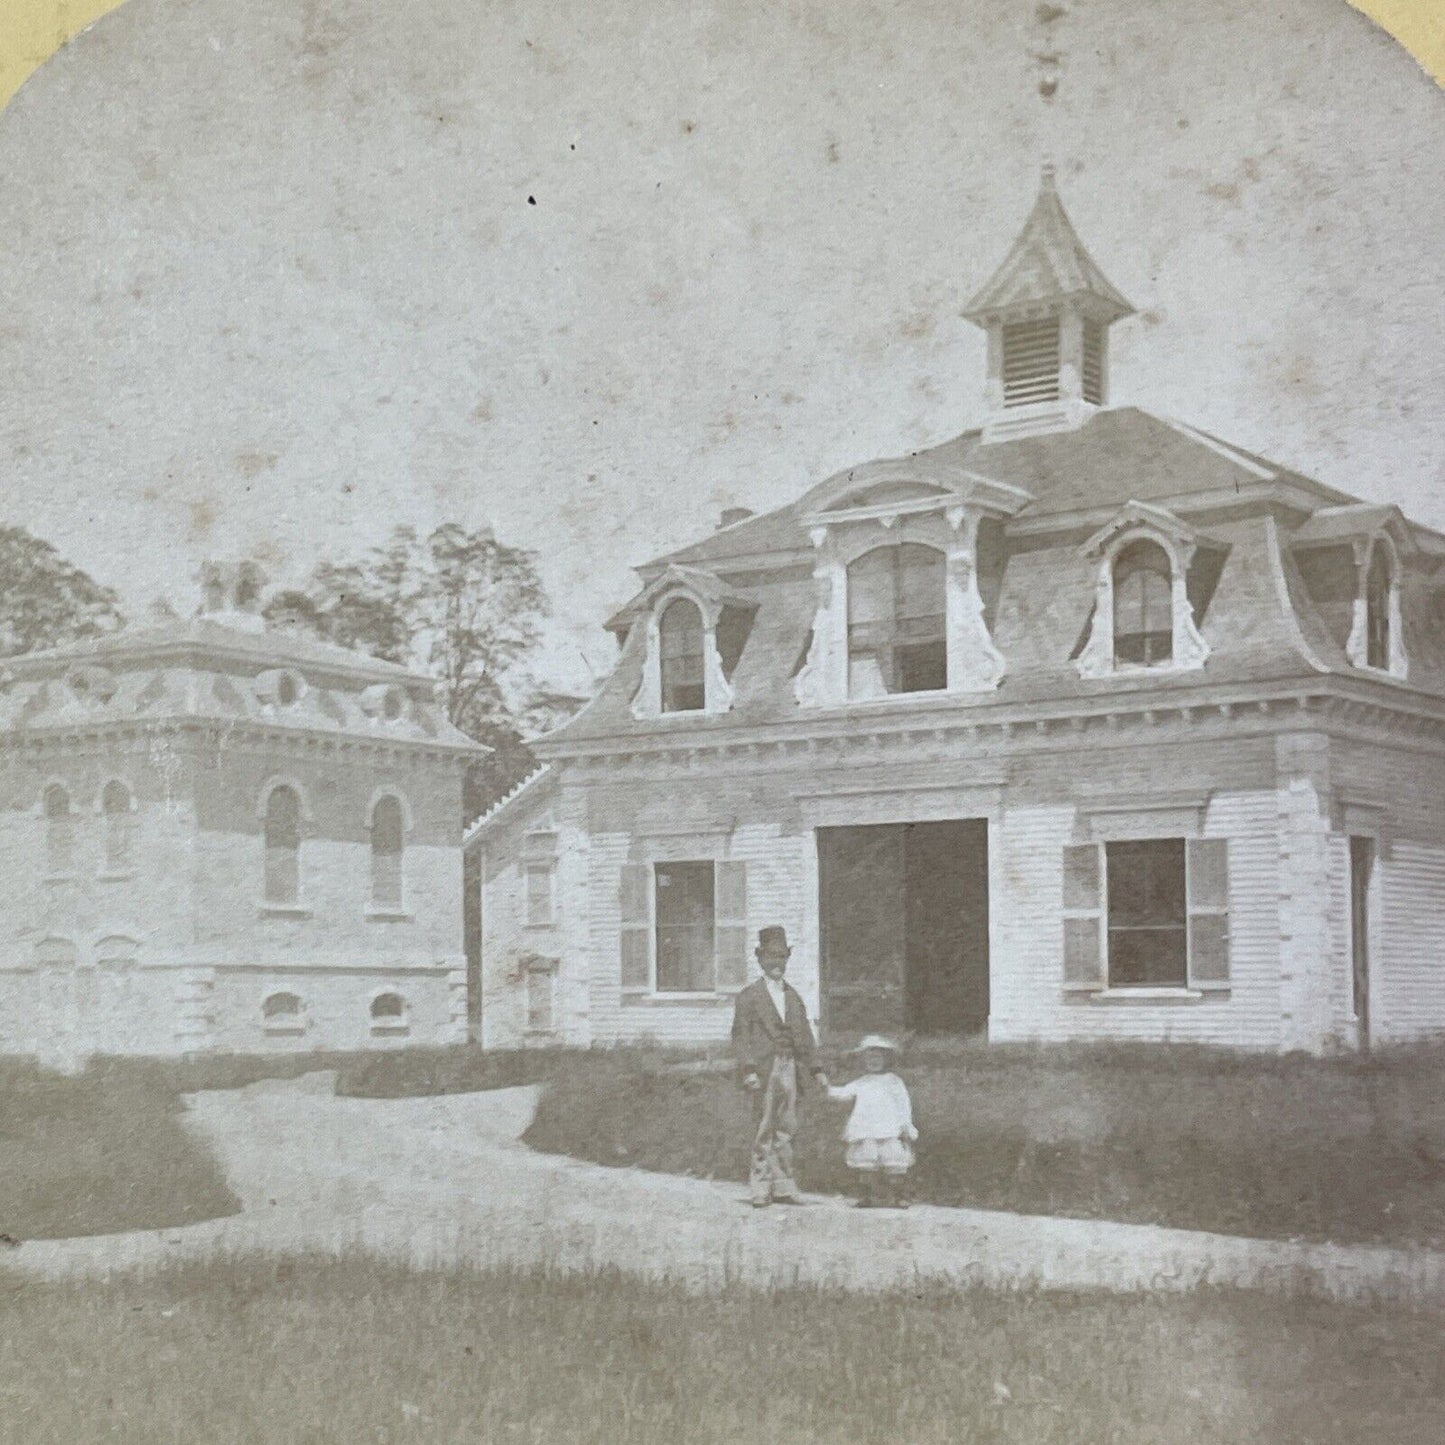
[267,523,573,811]
[0,526,123,657]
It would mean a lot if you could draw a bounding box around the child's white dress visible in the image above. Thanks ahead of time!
[825,1072,918,1174]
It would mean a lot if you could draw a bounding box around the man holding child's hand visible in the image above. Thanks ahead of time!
[730,925,828,1208]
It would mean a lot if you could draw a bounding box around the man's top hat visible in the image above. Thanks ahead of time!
[756,925,791,954]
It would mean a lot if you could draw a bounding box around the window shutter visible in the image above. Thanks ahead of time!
[1187,839,1230,990]
[1062,844,1105,991]
[619,863,651,992]
[714,861,748,990]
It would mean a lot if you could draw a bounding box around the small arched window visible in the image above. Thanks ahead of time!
[261,991,305,1034]
[101,780,135,874]
[44,784,75,876]
[263,785,302,905]
[659,598,706,713]
[846,544,947,696]
[1113,540,1174,666]
[1365,545,1392,671]
[370,991,408,1035]
[370,796,405,910]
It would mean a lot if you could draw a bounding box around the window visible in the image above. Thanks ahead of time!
[276,671,301,706]
[35,936,77,969]
[654,861,715,992]
[1113,540,1173,666]
[44,784,74,876]
[1365,545,1391,671]
[1105,840,1187,988]
[1002,318,1061,407]
[262,991,305,1034]
[525,861,555,926]
[1063,838,1230,993]
[263,786,302,905]
[101,780,134,874]
[847,544,947,697]
[618,859,749,994]
[525,963,556,1034]
[659,598,706,712]
[369,991,408,1035]
[370,796,404,910]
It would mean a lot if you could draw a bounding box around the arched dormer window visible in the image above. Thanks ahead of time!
[1366,545,1392,672]
[369,794,406,912]
[100,779,136,875]
[659,597,706,713]
[1342,533,1407,678]
[43,783,75,877]
[1076,506,1211,679]
[846,544,947,698]
[262,785,302,906]
[1112,540,1173,666]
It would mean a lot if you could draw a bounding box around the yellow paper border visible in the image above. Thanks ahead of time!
[1,0,1442,112]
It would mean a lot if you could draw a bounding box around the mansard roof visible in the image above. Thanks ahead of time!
[547,406,1445,752]
[963,167,1134,324]
[0,614,481,753]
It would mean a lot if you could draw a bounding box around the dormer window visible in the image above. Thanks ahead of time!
[659,598,706,713]
[620,566,756,721]
[1365,546,1391,671]
[1076,505,1212,679]
[1112,540,1173,666]
[846,544,947,697]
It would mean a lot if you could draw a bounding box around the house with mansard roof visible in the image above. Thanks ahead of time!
[469,168,1445,1055]
[0,561,480,1068]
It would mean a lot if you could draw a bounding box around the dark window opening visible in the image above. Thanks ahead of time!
[371,796,404,909]
[1106,839,1187,988]
[659,598,706,712]
[1113,540,1173,666]
[1002,318,1062,407]
[1365,547,1391,670]
[370,991,405,1020]
[264,786,302,905]
[847,544,947,696]
[654,860,715,992]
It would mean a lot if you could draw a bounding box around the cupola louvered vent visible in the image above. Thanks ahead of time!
[1002,319,1061,408]
[1081,318,1105,405]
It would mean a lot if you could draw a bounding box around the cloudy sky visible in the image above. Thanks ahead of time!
[1,0,1441,689]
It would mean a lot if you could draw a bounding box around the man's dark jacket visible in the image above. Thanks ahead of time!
[730,977,822,1089]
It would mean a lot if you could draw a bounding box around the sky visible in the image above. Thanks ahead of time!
[1,0,1442,692]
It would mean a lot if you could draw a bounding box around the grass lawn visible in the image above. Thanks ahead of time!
[524,1041,1445,1246]
[1,1254,1442,1445]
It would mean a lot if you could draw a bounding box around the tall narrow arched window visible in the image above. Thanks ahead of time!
[659,598,706,713]
[370,796,404,911]
[1113,540,1174,666]
[846,544,947,697]
[101,780,134,874]
[1365,545,1391,671]
[44,784,74,876]
[263,786,302,905]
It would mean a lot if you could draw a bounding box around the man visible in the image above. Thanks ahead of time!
[730,925,828,1207]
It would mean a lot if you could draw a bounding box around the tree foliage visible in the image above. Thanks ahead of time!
[266,523,579,813]
[0,527,124,658]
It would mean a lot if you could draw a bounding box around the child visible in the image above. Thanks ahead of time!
[824,1035,918,1208]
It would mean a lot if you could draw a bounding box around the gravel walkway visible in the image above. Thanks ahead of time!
[9,1072,1445,1303]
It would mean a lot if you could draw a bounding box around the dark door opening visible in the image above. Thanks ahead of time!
[1350,836,1375,1050]
[817,819,989,1038]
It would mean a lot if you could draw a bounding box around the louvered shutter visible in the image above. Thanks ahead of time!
[1062,844,1106,991]
[619,863,652,992]
[1187,839,1230,990]
[714,861,749,990]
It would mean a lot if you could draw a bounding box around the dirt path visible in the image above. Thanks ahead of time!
[10,1072,1445,1302]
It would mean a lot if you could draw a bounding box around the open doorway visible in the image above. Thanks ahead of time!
[817,820,989,1038]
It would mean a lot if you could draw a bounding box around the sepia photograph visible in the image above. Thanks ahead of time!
[1,0,1444,1439]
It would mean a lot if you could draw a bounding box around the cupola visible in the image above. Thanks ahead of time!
[964,165,1133,443]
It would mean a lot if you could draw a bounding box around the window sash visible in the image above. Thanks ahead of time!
[525,862,555,926]
[654,861,716,992]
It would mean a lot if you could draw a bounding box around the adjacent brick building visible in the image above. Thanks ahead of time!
[470,169,1445,1055]
[0,562,479,1067]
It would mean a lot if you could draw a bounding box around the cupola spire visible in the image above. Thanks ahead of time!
[964,166,1133,442]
